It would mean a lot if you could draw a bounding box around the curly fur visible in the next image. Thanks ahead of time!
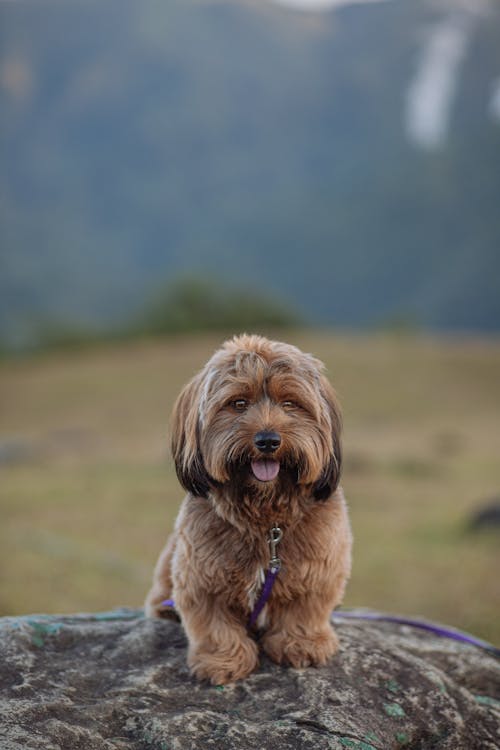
[145,334,352,684]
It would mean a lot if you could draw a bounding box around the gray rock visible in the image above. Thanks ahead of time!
[468,499,500,531]
[0,609,499,750]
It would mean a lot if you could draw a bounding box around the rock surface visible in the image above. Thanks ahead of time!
[0,609,499,750]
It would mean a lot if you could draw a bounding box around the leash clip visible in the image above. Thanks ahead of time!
[268,525,282,572]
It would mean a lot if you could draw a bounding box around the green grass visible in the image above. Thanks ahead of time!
[1,331,499,644]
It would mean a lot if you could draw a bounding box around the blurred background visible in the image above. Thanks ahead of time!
[1,0,499,642]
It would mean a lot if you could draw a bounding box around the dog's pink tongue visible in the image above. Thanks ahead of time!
[251,459,280,482]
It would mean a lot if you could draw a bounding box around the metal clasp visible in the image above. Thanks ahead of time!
[268,525,282,572]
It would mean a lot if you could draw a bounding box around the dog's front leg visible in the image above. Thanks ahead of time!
[178,594,259,685]
[262,594,339,669]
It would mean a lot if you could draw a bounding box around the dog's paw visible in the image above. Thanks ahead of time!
[262,626,339,669]
[189,638,259,685]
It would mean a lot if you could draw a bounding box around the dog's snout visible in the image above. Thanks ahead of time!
[254,431,281,453]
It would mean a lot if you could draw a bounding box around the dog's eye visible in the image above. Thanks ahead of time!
[232,399,249,411]
[281,401,296,410]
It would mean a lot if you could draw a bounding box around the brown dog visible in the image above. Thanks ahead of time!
[145,334,352,684]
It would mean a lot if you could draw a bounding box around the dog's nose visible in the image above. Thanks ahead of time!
[254,431,281,453]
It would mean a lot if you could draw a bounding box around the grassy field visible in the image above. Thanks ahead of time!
[1,330,499,644]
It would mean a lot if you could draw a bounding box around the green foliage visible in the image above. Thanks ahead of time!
[137,276,300,335]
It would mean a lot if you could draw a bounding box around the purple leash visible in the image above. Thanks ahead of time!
[160,598,176,609]
[248,566,280,629]
[248,525,282,628]
[332,609,500,657]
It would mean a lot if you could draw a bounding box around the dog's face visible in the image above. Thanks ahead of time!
[171,335,342,502]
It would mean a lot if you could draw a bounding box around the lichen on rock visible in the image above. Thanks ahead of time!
[0,609,498,749]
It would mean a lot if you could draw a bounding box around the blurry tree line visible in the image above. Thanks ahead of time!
[19,276,299,354]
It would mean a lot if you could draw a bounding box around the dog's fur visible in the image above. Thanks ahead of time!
[145,334,352,684]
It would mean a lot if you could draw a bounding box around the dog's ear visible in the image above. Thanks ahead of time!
[313,375,342,501]
[171,373,211,498]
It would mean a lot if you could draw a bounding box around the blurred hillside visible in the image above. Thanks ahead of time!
[1,0,500,348]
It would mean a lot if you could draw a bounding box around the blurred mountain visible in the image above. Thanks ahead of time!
[1,0,500,346]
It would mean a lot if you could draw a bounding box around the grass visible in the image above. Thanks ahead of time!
[1,330,499,644]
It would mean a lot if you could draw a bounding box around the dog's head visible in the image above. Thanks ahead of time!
[171,335,342,502]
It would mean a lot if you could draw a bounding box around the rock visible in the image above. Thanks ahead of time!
[0,609,499,749]
[468,499,500,531]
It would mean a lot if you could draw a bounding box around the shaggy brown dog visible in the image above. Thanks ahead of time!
[145,334,352,684]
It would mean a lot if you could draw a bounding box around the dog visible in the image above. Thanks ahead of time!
[145,334,352,684]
